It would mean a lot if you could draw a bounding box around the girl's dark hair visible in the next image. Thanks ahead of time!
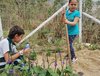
[8,25,25,39]
[69,0,78,3]
[69,0,72,3]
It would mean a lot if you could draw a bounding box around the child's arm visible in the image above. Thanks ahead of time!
[64,17,80,26]
[4,48,31,62]
[61,13,66,22]
[61,9,66,22]
[4,52,21,62]
[61,9,80,26]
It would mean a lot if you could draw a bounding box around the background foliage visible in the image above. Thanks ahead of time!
[0,0,100,45]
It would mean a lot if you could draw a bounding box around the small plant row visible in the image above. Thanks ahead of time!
[0,48,78,76]
[1,64,78,76]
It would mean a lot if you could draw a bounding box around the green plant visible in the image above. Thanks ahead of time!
[56,47,62,53]
[0,62,78,76]
[64,65,78,76]
[88,44,98,50]
[46,48,51,57]
[29,51,37,60]
[46,48,52,68]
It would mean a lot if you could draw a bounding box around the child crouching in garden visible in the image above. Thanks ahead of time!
[0,25,31,69]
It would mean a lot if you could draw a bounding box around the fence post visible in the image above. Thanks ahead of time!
[79,0,82,44]
[0,17,3,40]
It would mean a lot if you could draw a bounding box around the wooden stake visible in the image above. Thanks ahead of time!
[65,25,72,67]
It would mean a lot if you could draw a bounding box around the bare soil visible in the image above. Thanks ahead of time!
[31,47,100,76]
[72,49,100,76]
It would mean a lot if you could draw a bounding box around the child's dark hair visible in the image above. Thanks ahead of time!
[69,0,78,3]
[8,25,25,39]
[69,0,72,3]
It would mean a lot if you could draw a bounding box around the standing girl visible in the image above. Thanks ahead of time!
[61,0,80,62]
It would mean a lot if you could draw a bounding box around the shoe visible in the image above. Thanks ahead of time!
[72,57,78,63]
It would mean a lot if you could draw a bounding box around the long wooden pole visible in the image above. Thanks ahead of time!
[65,26,72,67]
[64,0,72,67]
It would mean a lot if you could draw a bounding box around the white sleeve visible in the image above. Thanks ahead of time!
[2,40,10,54]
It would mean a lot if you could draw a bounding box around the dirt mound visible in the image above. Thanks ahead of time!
[73,49,100,76]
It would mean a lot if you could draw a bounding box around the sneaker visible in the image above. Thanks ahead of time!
[72,57,78,63]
